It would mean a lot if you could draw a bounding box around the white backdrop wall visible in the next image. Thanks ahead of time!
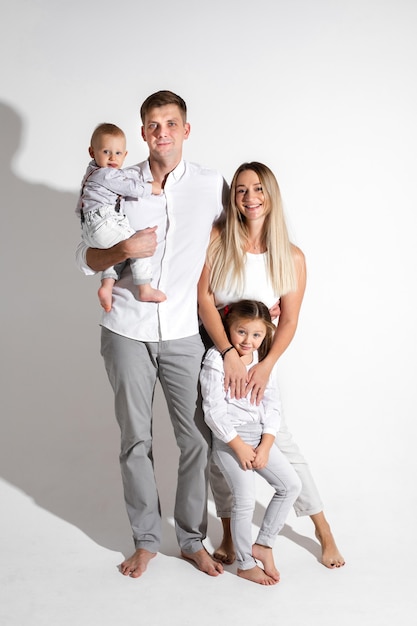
[0,1,416,621]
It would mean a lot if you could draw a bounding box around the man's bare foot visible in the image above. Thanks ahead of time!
[98,285,113,312]
[181,548,224,576]
[138,284,167,303]
[120,548,156,578]
[237,564,278,586]
[214,518,236,564]
[315,529,345,568]
[252,544,280,582]
[311,512,345,568]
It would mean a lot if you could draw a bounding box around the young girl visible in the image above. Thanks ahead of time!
[200,300,301,586]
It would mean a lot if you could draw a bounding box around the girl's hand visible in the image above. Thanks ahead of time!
[252,435,275,469]
[229,436,257,470]
[246,359,274,405]
[223,348,248,400]
[252,445,270,469]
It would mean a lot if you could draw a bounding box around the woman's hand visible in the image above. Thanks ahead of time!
[245,359,274,405]
[223,348,248,399]
[269,299,281,321]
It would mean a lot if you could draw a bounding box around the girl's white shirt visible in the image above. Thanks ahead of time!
[200,347,281,444]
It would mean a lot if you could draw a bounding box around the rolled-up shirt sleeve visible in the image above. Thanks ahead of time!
[75,240,96,275]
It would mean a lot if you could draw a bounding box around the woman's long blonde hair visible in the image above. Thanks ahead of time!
[208,162,297,296]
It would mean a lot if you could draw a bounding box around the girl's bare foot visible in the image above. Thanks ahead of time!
[98,285,113,312]
[181,548,224,576]
[138,284,167,303]
[311,512,345,568]
[237,564,278,586]
[214,518,236,564]
[120,548,156,578]
[252,544,280,582]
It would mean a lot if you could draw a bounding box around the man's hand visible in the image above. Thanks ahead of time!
[86,226,158,272]
[124,226,157,258]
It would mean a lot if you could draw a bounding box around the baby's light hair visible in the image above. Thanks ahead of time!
[224,300,275,361]
[90,123,125,149]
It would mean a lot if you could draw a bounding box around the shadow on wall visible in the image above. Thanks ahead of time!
[0,101,183,558]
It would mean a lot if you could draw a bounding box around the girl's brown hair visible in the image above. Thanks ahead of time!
[224,299,275,361]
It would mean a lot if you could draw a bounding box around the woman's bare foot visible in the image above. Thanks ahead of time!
[252,544,280,582]
[214,518,236,564]
[181,548,224,576]
[138,284,167,303]
[315,529,345,568]
[237,564,278,586]
[120,548,156,578]
[311,512,345,568]
[98,284,113,312]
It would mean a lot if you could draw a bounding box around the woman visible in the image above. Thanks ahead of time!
[198,162,344,569]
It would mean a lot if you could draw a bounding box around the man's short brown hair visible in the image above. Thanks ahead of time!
[140,90,187,124]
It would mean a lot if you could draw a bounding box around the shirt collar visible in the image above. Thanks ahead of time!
[141,158,185,182]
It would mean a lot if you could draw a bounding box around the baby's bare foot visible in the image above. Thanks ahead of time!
[237,564,278,586]
[138,284,167,303]
[252,544,280,581]
[98,285,113,312]
[120,548,156,578]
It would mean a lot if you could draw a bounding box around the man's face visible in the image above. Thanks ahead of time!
[141,104,190,163]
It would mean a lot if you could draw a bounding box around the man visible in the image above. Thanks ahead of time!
[76,91,227,577]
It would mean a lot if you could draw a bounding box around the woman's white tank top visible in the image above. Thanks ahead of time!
[214,252,279,310]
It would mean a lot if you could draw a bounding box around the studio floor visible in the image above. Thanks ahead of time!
[1,385,415,626]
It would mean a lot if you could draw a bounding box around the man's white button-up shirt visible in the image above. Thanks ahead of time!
[76,159,227,341]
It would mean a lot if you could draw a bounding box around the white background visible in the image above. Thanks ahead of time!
[0,1,416,624]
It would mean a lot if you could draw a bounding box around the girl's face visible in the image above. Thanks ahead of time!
[234,169,268,223]
[228,317,267,360]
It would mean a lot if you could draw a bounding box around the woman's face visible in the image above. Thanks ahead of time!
[234,169,268,223]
